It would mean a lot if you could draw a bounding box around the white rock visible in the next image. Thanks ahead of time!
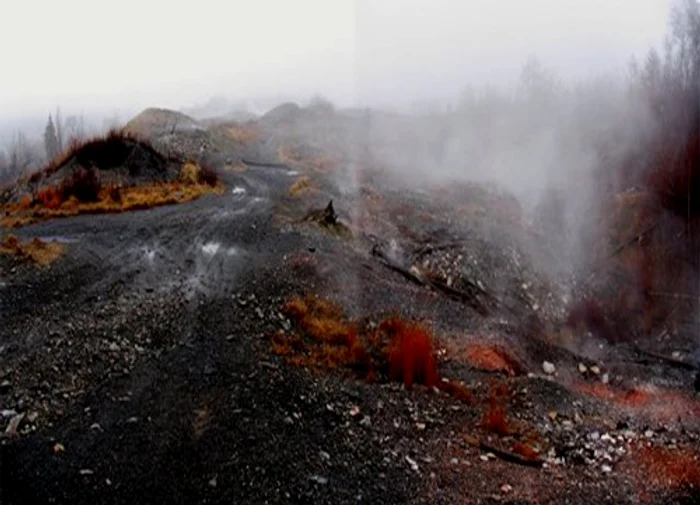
[542,361,556,375]
[4,412,24,437]
[405,455,419,472]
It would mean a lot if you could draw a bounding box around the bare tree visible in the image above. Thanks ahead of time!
[55,106,64,153]
[63,115,86,145]
[7,130,39,178]
[102,113,122,133]
[0,149,9,184]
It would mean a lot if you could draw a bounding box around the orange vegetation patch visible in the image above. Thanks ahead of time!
[380,317,439,388]
[288,176,318,197]
[481,381,511,436]
[274,296,370,371]
[1,235,63,266]
[224,124,261,145]
[624,443,700,500]
[278,143,338,173]
[273,296,441,389]
[464,343,526,376]
[1,182,225,229]
[512,441,542,462]
[574,382,700,423]
[436,379,473,403]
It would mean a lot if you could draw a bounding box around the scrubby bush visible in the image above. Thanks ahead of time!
[198,162,218,187]
[61,167,101,202]
[380,317,439,388]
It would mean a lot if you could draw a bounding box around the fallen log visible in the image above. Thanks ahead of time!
[633,346,698,371]
[242,158,293,170]
[463,435,544,468]
[371,244,493,315]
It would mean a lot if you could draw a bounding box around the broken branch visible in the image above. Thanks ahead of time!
[464,435,544,468]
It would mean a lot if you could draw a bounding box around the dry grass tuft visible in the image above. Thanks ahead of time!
[380,317,439,388]
[481,381,511,436]
[511,441,542,461]
[573,381,700,423]
[273,297,441,388]
[1,235,63,266]
[36,186,64,210]
[437,379,473,403]
[275,296,370,371]
[1,181,225,229]
[178,160,202,184]
[178,160,219,187]
[278,143,338,173]
[464,343,526,377]
[224,124,261,145]
[625,443,700,500]
[288,176,317,197]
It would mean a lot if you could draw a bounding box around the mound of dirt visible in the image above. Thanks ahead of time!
[259,102,303,128]
[40,132,180,188]
[123,108,202,138]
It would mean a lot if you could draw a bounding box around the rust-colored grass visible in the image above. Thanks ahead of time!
[37,186,63,210]
[625,443,700,500]
[274,297,441,388]
[437,379,473,403]
[178,160,218,187]
[481,381,511,436]
[2,181,224,229]
[1,235,63,266]
[464,343,525,376]
[278,143,338,173]
[574,382,700,423]
[512,441,541,462]
[224,124,261,145]
[288,176,317,197]
[380,317,439,388]
[276,296,370,371]
[18,194,32,210]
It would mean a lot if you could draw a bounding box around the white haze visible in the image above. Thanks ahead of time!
[0,0,674,247]
[1,0,668,116]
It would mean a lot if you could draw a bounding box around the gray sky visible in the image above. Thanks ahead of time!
[0,0,671,119]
